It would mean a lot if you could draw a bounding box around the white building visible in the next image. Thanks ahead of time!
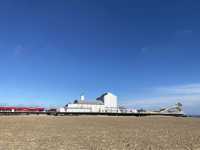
[64,92,119,113]
[96,92,118,112]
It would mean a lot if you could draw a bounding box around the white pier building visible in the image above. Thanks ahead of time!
[62,92,119,113]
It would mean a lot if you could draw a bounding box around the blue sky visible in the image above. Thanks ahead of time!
[0,0,200,114]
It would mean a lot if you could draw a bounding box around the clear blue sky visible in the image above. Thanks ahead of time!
[0,0,200,114]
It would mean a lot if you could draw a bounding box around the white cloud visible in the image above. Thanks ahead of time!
[126,95,200,106]
[155,83,200,95]
[124,83,200,114]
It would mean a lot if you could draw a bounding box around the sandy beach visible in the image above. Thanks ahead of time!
[0,116,200,150]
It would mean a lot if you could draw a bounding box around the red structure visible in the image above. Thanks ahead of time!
[0,106,44,112]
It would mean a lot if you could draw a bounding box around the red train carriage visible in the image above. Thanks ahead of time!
[0,106,44,112]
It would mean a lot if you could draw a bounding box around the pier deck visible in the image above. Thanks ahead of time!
[0,111,186,117]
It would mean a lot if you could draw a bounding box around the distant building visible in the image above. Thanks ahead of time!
[62,92,120,113]
[0,106,44,112]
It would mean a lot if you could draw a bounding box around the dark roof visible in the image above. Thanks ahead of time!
[74,100,104,105]
[96,92,109,101]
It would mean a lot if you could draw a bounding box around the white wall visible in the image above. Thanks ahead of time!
[103,93,117,108]
[58,107,65,112]
[66,103,105,112]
